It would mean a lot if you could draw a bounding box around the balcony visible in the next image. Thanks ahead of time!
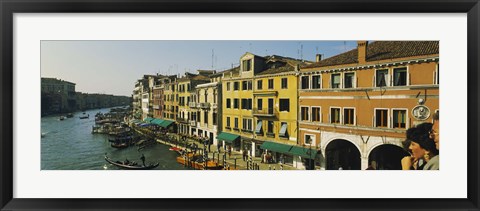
[200,102,210,109]
[177,118,189,124]
[253,108,278,117]
[212,103,217,109]
[188,102,197,108]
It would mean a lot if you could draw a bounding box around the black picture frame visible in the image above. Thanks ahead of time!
[1,0,479,210]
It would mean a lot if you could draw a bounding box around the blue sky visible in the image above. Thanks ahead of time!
[41,41,357,96]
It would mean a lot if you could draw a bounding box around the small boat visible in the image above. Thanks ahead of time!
[66,113,74,118]
[169,147,184,154]
[111,142,128,149]
[79,114,90,119]
[41,133,46,138]
[59,116,66,121]
[104,154,159,170]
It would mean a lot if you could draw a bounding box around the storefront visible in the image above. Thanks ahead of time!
[216,132,240,151]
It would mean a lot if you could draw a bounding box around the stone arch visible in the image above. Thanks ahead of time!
[325,139,362,170]
[367,143,409,170]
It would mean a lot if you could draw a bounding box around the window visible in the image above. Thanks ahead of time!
[344,72,355,88]
[243,119,253,131]
[330,108,341,124]
[281,78,288,89]
[376,69,389,87]
[233,99,239,109]
[301,76,310,89]
[204,111,208,124]
[312,75,321,89]
[279,99,290,112]
[305,134,314,145]
[279,122,288,137]
[331,74,341,88]
[393,109,407,128]
[241,99,247,109]
[344,108,355,125]
[393,67,407,86]
[255,120,263,134]
[257,98,263,110]
[234,82,239,91]
[226,82,231,91]
[268,79,274,89]
[226,117,231,128]
[312,107,321,122]
[234,117,239,129]
[243,59,252,71]
[267,121,274,134]
[242,81,248,90]
[375,109,388,127]
[248,81,252,90]
[301,107,309,121]
[248,99,252,110]
[257,80,263,90]
[226,99,231,109]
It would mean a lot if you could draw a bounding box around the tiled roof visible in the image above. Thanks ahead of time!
[303,41,439,69]
[210,66,240,77]
[257,55,310,76]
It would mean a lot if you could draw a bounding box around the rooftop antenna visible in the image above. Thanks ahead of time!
[316,46,319,54]
[344,41,347,52]
[211,49,214,70]
[301,44,303,60]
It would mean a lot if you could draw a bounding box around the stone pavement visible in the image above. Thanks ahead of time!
[156,133,300,170]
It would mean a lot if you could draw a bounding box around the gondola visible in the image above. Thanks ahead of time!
[104,154,159,170]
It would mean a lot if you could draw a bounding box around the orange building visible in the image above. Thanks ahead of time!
[298,41,439,170]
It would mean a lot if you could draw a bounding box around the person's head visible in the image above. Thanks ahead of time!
[370,160,377,169]
[430,111,440,150]
[404,123,438,160]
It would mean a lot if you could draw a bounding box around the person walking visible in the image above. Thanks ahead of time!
[140,154,146,166]
[227,146,232,159]
[217,143,221,153]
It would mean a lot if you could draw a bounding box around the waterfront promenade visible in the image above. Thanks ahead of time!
[153,133,298,170]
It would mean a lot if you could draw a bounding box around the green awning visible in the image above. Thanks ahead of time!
[151,118,164,126]
[260,141,292,154]
[143,117,154,123]
[159,120,174,128]
[289,146,318,158]
[216,132,240,144]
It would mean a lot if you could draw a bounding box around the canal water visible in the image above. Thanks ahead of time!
[41,108,189,170]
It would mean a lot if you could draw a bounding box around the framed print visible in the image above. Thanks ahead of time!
[1,0,479,210]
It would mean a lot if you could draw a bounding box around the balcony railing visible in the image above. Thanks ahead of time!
[188,102,197,108]
[177,118,189,124]
[252,108,278,117]
[212,103,217,109]
[200,102,210,109]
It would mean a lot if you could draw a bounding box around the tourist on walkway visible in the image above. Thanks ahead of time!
[242,150,247,161]
[227,146,232,159]
[140,154,146,166]
[217,143,221,153]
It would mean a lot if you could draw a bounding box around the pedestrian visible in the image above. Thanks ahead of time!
[140,154,146,166]
[366,161,377,170]
[217,143,221,153]
[280,164,283,170]
[242,150,247,161]
[227,146,232,159]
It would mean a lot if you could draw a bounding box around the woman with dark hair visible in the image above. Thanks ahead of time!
[401,123,439,170]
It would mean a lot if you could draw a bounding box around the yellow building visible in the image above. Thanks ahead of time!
[299,41,439,170]
[219,52,310,158]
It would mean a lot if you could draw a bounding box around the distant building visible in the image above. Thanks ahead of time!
[41,77,76,115]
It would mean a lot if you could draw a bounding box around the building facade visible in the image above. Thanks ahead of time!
[298,41,439,170]
[41,77,77,115]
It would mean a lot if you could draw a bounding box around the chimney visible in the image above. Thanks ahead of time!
[357,41,368,64]
[316,54,322,62]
